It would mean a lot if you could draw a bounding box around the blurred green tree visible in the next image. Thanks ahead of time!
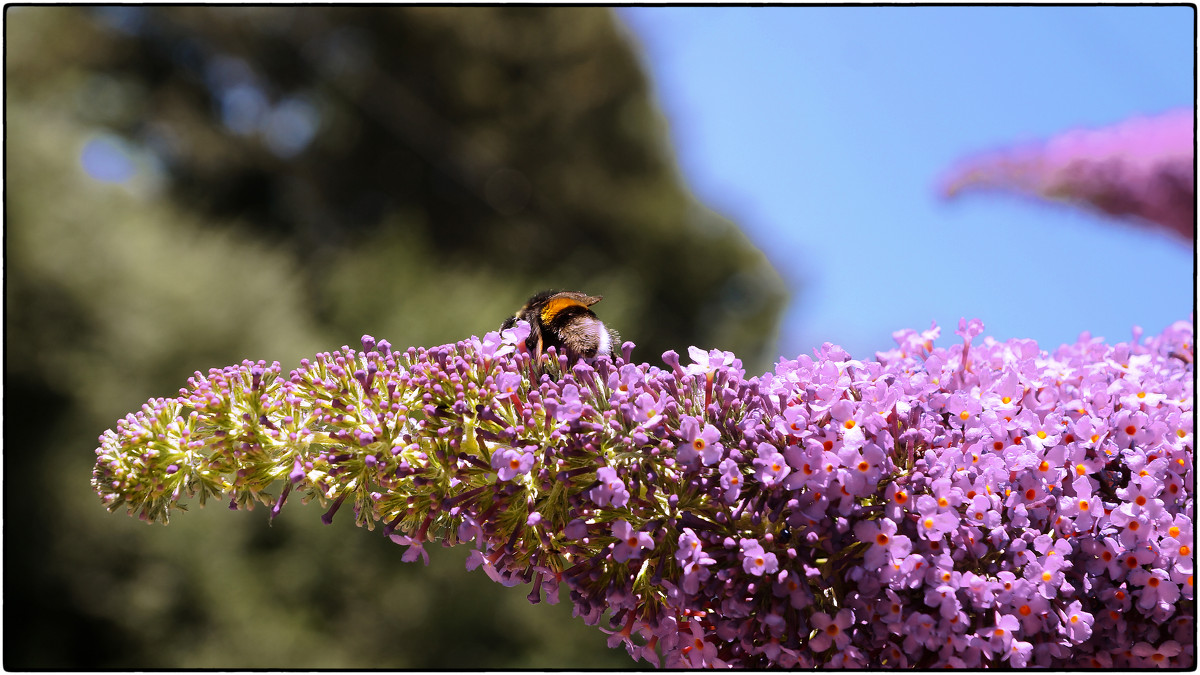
[5,6,787,669]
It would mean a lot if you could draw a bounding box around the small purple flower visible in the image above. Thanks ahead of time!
[784,443,836,491]
[809,608,854,651]
[1058,599,1094,643]
[611,519,653,563]
[945,391,984,427]
[838,442,887,497]
[1058,475,1102,533]
[674,415,722,465]
[1023,554,1069,600]
[494,371,522,399]
[915,494,959,541]
[923,583,962,619]
[500,319,532,349]
[752,444,790,487]
[680,620,724,667]
[779,405,808,438]
[878,588,905,626]
[830,399,867,450]
[718,457,742,504]
[1159,515,1194,575]
[956,317,985,342]
[676,528,714,570]
[555,384,584,422]
[1129,567,1181,611]
[771,569,811,611]
[629,391,662,426]
[901,611,937,653]
[389,533,429,565]
[1085,536,1127,580]
[853,517,908,570]
[684,346,738,379]
[984,612,1020,654]
[491,446,534,481]
[1006,639,1034,668]
[592,466,630,507]
[740,538,778,576]
[1132,640,1184,668]
[1116,475,1167,520]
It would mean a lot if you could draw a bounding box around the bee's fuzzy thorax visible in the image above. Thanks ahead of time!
[502,290,619,365]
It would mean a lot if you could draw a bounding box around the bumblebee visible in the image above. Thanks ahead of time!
[502,290,620,364]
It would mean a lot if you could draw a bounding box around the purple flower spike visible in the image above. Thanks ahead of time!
[90,315,1193,668]
[941,108,1195,242]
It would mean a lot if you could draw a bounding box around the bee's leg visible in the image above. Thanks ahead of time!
[531,334,545,378]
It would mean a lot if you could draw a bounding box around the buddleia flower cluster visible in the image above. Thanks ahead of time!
[93,317,1194,668]
[941,107,1194,242]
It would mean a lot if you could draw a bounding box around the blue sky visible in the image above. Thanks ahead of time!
[620,6,1195,361]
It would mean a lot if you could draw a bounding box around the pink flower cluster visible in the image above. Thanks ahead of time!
[942,108,1195,242]
[92,317,1193,667]
[697,317,1194,667]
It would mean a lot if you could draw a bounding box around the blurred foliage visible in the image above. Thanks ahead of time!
[5,5,788,669]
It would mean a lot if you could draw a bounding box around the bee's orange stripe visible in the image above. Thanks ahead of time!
[540,297,590,323]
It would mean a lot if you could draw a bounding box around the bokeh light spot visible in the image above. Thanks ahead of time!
[80,135,136,183]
